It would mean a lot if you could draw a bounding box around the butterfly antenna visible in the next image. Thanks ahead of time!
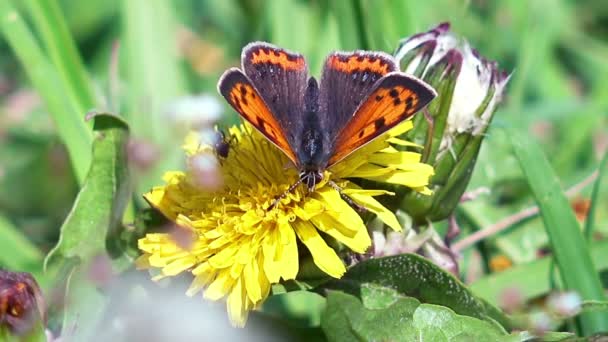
[328,180,367,213]
[267,178,304,211]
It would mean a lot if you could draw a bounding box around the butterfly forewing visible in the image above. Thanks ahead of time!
[327,72,437,166]
[217,68,298,164]
[241,42,309,151]
[218,42,437,178]
[319,51,398,140]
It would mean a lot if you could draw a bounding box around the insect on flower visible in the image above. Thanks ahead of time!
[212,128,235,159]
[218,42,437,210]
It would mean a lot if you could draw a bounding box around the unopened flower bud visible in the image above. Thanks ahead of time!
[0,270,45,336]
[397,22,511,222]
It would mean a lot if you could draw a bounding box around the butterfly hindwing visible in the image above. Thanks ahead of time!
[242,42,309,151]
[219,43,437,174]
[217,68,298,164]
[319,51,398,139]
[327,72,437,166]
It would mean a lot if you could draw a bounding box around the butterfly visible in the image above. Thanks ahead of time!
[218,42,436,209]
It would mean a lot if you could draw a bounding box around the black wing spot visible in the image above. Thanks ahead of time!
[273,50,281,57]
[241,97,249,106]
[240,85,247,96]
[256,117,275,138]
[356,55,364,62]
[389,89,399,98]
[233,96,241,108]
[358,130,365,138]
[393,98,401,106]
[405,96,414,109]
[375,95,384,102]
[374,118,386,130]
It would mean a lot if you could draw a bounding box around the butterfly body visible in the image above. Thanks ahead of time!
[218,42,437,207]
[297,77,327,190]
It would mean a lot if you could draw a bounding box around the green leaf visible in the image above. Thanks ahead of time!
[42,113,130,339]
[262,291,325,327]
[508,127,608,335]
[316,254,511,329]
[514,331,576,342]
[581,300,608,313]
[360,283,409,310]
[45,113,130,270]
[321,291,509,342]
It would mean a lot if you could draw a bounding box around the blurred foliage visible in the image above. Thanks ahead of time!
[0,0,607,339]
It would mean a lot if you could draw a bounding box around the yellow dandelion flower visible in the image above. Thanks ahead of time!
[137,121,433,326]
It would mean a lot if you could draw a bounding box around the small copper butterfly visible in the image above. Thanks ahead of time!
[218,42,436,209]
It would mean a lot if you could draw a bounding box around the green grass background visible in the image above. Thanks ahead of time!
[0,0,607,336]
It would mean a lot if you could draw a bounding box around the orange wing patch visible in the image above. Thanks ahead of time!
[328,74,436,167]
[249,46,306,71]
[326,54,393,75]
[218,69,298,164]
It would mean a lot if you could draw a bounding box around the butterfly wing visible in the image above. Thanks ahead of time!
[327,72,437,167]
[318,51,398,140]
[241,42,309,154]
[217,68,298,164]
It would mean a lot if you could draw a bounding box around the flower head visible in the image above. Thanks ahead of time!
[0,270,45,336]
[137,120,433,326]
[396,22,511,222]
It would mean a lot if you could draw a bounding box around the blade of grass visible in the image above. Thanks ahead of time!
[122,0,187,138]
[0,1,92,183]
[470,240,608,306]
[265,0,313,54]
[0,213,43,273]
[508,127,608,335]
[23,0,96,116]
[329,0,365,50]
[359,0,412,52]
[122,0,187,190]
[585,152,608,239]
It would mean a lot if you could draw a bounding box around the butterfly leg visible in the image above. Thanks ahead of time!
[267,178,304,211]
[328,180,367,213]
